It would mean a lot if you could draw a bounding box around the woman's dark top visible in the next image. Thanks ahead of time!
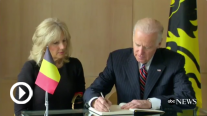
[14,57,85,116]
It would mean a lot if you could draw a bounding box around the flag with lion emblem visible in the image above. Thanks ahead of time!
[166,0,202,115]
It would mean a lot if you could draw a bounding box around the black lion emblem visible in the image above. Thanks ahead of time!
[167,0,197,38]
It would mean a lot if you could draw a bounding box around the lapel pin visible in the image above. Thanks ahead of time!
[157,69,161,72]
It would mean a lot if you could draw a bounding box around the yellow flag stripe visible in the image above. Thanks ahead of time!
[40,59,60,82]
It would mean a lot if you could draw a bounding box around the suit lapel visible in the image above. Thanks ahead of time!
[144,49,166,99]
[123,53,141,99]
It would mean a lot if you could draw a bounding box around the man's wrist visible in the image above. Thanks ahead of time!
[88,97,99,107]
[91,99,97,108]
[147,99,152,108]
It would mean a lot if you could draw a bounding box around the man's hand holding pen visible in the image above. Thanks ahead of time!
[91,96,112,112]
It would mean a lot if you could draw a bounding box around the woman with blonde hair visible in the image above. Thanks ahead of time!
[14,18,85,116]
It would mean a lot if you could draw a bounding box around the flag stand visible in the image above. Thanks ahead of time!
[35,47,60,116]
[44,92,49,116]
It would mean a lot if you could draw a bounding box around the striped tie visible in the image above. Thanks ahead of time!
[140,64,147,99]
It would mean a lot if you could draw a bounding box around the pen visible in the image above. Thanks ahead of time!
[100,92,111,112]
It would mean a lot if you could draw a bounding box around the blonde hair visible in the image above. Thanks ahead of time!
[28,18,72,66]
[133,18,164,43]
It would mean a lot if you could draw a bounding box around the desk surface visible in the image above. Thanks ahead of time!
[21,108,207,116]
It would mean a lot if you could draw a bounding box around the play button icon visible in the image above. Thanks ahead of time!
[19,87,26,99]
[10,82,33,104]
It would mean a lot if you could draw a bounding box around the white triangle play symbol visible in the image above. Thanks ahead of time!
[19,87,26,99]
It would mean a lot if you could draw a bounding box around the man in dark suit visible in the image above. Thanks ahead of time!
[83,18,196,113]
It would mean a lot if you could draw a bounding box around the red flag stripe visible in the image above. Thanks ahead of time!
[35,72,59,94]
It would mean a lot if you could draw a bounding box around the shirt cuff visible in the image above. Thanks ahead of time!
[88,97,99,107]
[148,97,161,110]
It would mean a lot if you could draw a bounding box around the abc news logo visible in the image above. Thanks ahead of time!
[168,98,197,105]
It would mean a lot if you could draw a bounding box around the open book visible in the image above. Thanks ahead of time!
[89,103,164,115]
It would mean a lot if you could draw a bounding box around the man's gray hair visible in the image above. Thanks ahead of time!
[133,18,164,43]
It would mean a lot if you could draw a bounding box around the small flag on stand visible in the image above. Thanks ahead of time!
[35,47,61,94]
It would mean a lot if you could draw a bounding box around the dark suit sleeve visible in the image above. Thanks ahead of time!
[156,56,196,112]
[74,58,85,93]
[14,61,35,116]
[83,53,115,103]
